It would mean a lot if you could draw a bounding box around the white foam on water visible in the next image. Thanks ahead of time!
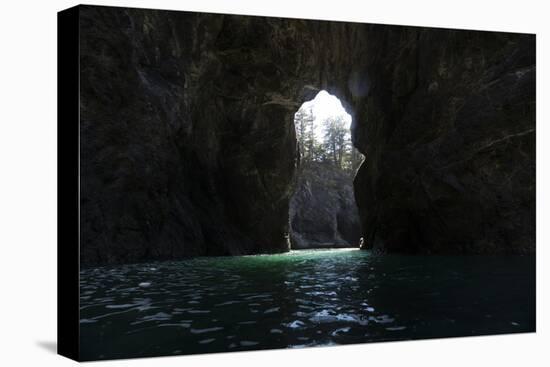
[285,320,306,329]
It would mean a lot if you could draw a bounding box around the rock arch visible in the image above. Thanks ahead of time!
[79,6,535,264]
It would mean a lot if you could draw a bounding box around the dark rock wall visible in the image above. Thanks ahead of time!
[353,26,535,254]
[78,5,535,264]
[289,162,361,249]
[79,6,360,264]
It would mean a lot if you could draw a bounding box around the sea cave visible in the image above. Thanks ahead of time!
[71,5,536,361]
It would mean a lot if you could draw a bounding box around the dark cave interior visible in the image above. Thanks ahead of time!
[78,5,535,265]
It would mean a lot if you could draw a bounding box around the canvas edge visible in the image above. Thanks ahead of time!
[57,4,81,362]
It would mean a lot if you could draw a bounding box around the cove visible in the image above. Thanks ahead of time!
[79,249,535,360]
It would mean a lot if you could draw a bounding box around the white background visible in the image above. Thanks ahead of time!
[0,0,548,365]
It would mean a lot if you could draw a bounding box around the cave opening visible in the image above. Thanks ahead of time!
[289,90,363,250]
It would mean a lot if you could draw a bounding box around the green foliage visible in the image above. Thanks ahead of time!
[294,106,363,172]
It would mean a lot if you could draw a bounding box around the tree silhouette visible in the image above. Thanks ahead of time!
[294,105,363,172]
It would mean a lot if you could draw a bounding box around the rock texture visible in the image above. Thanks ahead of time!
[289,162,361,249]
[78,5,535,264]
[80,7,304,264]
[353,27,536,254]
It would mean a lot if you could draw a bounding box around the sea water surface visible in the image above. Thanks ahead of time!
[79,249,535,360]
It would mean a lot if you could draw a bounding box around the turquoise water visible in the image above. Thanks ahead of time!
[79,249,535,360]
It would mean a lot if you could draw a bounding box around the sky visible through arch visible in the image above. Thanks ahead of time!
[297,90,352,141]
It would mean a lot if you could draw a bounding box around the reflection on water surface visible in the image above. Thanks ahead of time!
[80,249,535,360]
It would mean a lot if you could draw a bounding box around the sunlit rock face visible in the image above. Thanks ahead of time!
[289,162,361,249]
[79,5,534,264]
[353,27,535,254]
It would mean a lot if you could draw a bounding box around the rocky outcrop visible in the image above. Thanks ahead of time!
[79,6,351,264]
[289,162,361,249]
[78,5,535,264]
[353,27,536,254]
[79,7,307,264]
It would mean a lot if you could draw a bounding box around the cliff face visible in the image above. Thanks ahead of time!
[353,27,536,254]
[289,162,361,249]
[78,5,535,264]
[79,6,359,264]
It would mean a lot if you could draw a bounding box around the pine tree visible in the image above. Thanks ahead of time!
[322,115,349,169]
[294,109,307,159]
[294,106,316,162]
[294,101,363,171]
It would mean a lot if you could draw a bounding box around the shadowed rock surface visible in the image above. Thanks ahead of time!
[78,5,535,264]
[289,162,361,249]
[353,27,536,254]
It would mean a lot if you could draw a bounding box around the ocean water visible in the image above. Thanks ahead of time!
[79,249,535,360]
